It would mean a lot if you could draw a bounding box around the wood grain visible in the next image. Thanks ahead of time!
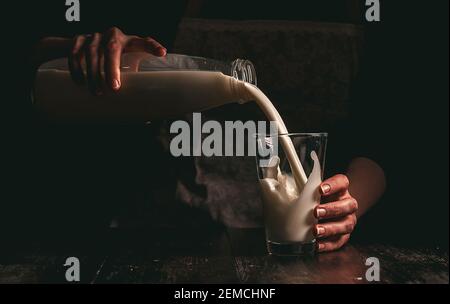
[0,228,448,284]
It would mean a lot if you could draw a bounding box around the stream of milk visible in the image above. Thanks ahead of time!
[242,84,320,243]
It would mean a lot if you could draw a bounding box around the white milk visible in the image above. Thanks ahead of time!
[243,83,308,187]
[242,83,318,243]
[259,152,321,243]
[34,70,249,122]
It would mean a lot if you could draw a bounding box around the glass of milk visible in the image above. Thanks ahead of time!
[255,133,328,256]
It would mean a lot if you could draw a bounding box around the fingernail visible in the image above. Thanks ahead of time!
[316,226,325,236]
[318,243,325,251]
[316,208,326,218]
[321,184,331,194]
[157,47,167,56]
[112,79,121,90]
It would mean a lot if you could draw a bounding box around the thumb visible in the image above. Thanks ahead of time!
[125,36,167,56]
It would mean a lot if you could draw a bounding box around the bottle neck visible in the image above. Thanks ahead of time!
[231,59,257,86]
[229,76,255,104]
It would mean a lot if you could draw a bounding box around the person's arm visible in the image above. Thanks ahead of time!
[313,157,386,252]
[347,157,386,217]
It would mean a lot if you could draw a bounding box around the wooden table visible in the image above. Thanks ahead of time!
[0,228,448,284]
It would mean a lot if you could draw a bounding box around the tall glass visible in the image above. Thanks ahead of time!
[255,133,328,256]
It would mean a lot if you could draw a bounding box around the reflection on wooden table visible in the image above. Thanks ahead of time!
[0,228,448,284]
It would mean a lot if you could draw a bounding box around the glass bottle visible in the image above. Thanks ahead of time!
[33,53,257,123]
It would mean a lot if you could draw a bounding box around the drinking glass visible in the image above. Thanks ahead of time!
[255,133,328,256]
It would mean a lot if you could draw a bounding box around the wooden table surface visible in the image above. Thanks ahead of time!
[0,228,448,284]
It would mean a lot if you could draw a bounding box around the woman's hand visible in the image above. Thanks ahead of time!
[34,27,166,95]
[314,174,358,253]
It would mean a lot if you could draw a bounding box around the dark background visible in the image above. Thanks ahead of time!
[1,1,448,248]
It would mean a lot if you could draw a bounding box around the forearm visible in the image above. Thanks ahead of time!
[346,157,386,218]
